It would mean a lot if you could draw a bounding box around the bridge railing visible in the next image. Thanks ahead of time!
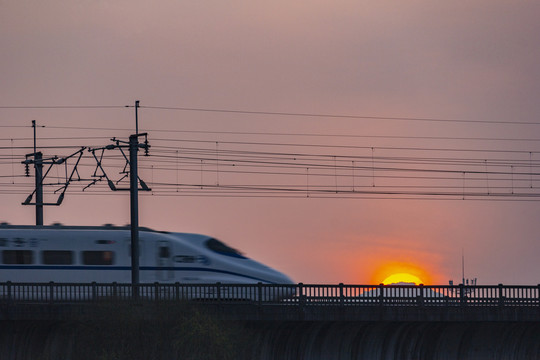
[296,283,540,307]
[0,282,538,307]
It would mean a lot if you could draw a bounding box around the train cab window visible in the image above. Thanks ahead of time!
[82,251,114,265]
[42,250,74,265]
[2,250,34,264]
[205,238,246,259]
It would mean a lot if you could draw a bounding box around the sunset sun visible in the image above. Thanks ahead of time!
[382,273,424,285]
[370,261,433,285]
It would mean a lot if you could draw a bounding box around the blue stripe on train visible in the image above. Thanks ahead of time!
[0,265,275,284]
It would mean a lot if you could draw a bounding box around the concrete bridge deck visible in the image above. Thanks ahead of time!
[1,301,540,322]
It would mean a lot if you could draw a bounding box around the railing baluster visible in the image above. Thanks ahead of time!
[339,283,344,308]
[49,281,54,304]
[299,283,304,309]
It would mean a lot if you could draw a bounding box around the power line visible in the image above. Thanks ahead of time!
[1,113,539,202]
[3,137,540,158]
[0,105,126,109]
[151,138,540,155]
[41,127,540,143]
[140,105,540,125]
[3,103,538,125]
[39,125,540,143]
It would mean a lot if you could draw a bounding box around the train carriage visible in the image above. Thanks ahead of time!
[0,224,294,301]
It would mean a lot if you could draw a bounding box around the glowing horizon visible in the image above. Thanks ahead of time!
[382,273,423,285]
[369,261,434,285]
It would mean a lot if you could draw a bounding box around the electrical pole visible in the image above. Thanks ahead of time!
[32,120,43,226]
[34,153,43,226]
[132,100,141,298]
[23,119,86,220]
[135,100,140,135]
[130,133,140,294]
[88,131,150,299]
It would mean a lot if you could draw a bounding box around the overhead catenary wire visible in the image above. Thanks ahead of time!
[138,105,540,126]
[3,143,540,174]
[3,102,540,125]
[8,125,540,144]
[1,106,539,202]
[2,154,538,200]
[0,105,126,109]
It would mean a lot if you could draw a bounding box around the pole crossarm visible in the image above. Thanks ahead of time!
[86,134,151,192]
[21,147,86,206]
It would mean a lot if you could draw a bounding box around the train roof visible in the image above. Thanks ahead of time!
[0,223,167,233]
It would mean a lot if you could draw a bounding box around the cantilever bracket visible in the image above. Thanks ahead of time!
[86,136,151,192]
[21,147,86,206]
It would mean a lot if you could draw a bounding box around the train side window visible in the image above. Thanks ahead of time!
[82,251,115,265]
[42,250,74,265]
[2,250,34,264]
[0,238,7,247]
[95,240,115,244]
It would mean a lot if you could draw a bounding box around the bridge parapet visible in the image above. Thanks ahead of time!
[2,282,539,306]
[1,282,539,322]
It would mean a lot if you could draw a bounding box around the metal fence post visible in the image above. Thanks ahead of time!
[49,281,54,304]
[7,281,11,302]
[92,282,97,301]
[217,282,221,303]
[418,284,424,307]
[339,283,344,308]
[112,282,118,299]
[379,283,384,307]
[175,282,180,301]
[459,283,465,307]
[298,283,305,320]
[257,283,263,319]
[299,283,305,306]
[498,284,504,307]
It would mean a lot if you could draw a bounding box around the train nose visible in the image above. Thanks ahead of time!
[269,270,295,285]
[279,273,295,285]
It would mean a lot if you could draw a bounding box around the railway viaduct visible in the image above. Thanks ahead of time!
[0,283,539,359]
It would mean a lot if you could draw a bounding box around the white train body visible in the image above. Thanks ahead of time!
[0,225,294,289]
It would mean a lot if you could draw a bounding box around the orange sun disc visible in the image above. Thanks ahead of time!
[382,273,423,285]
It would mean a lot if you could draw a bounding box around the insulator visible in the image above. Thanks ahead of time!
[24,163,30,177]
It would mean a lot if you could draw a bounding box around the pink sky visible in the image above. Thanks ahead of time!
[1,1,540,285]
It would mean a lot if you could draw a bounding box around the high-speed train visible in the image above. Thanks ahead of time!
[0,224,294,288]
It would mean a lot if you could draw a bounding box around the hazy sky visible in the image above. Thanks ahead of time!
[1,1,540,285]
